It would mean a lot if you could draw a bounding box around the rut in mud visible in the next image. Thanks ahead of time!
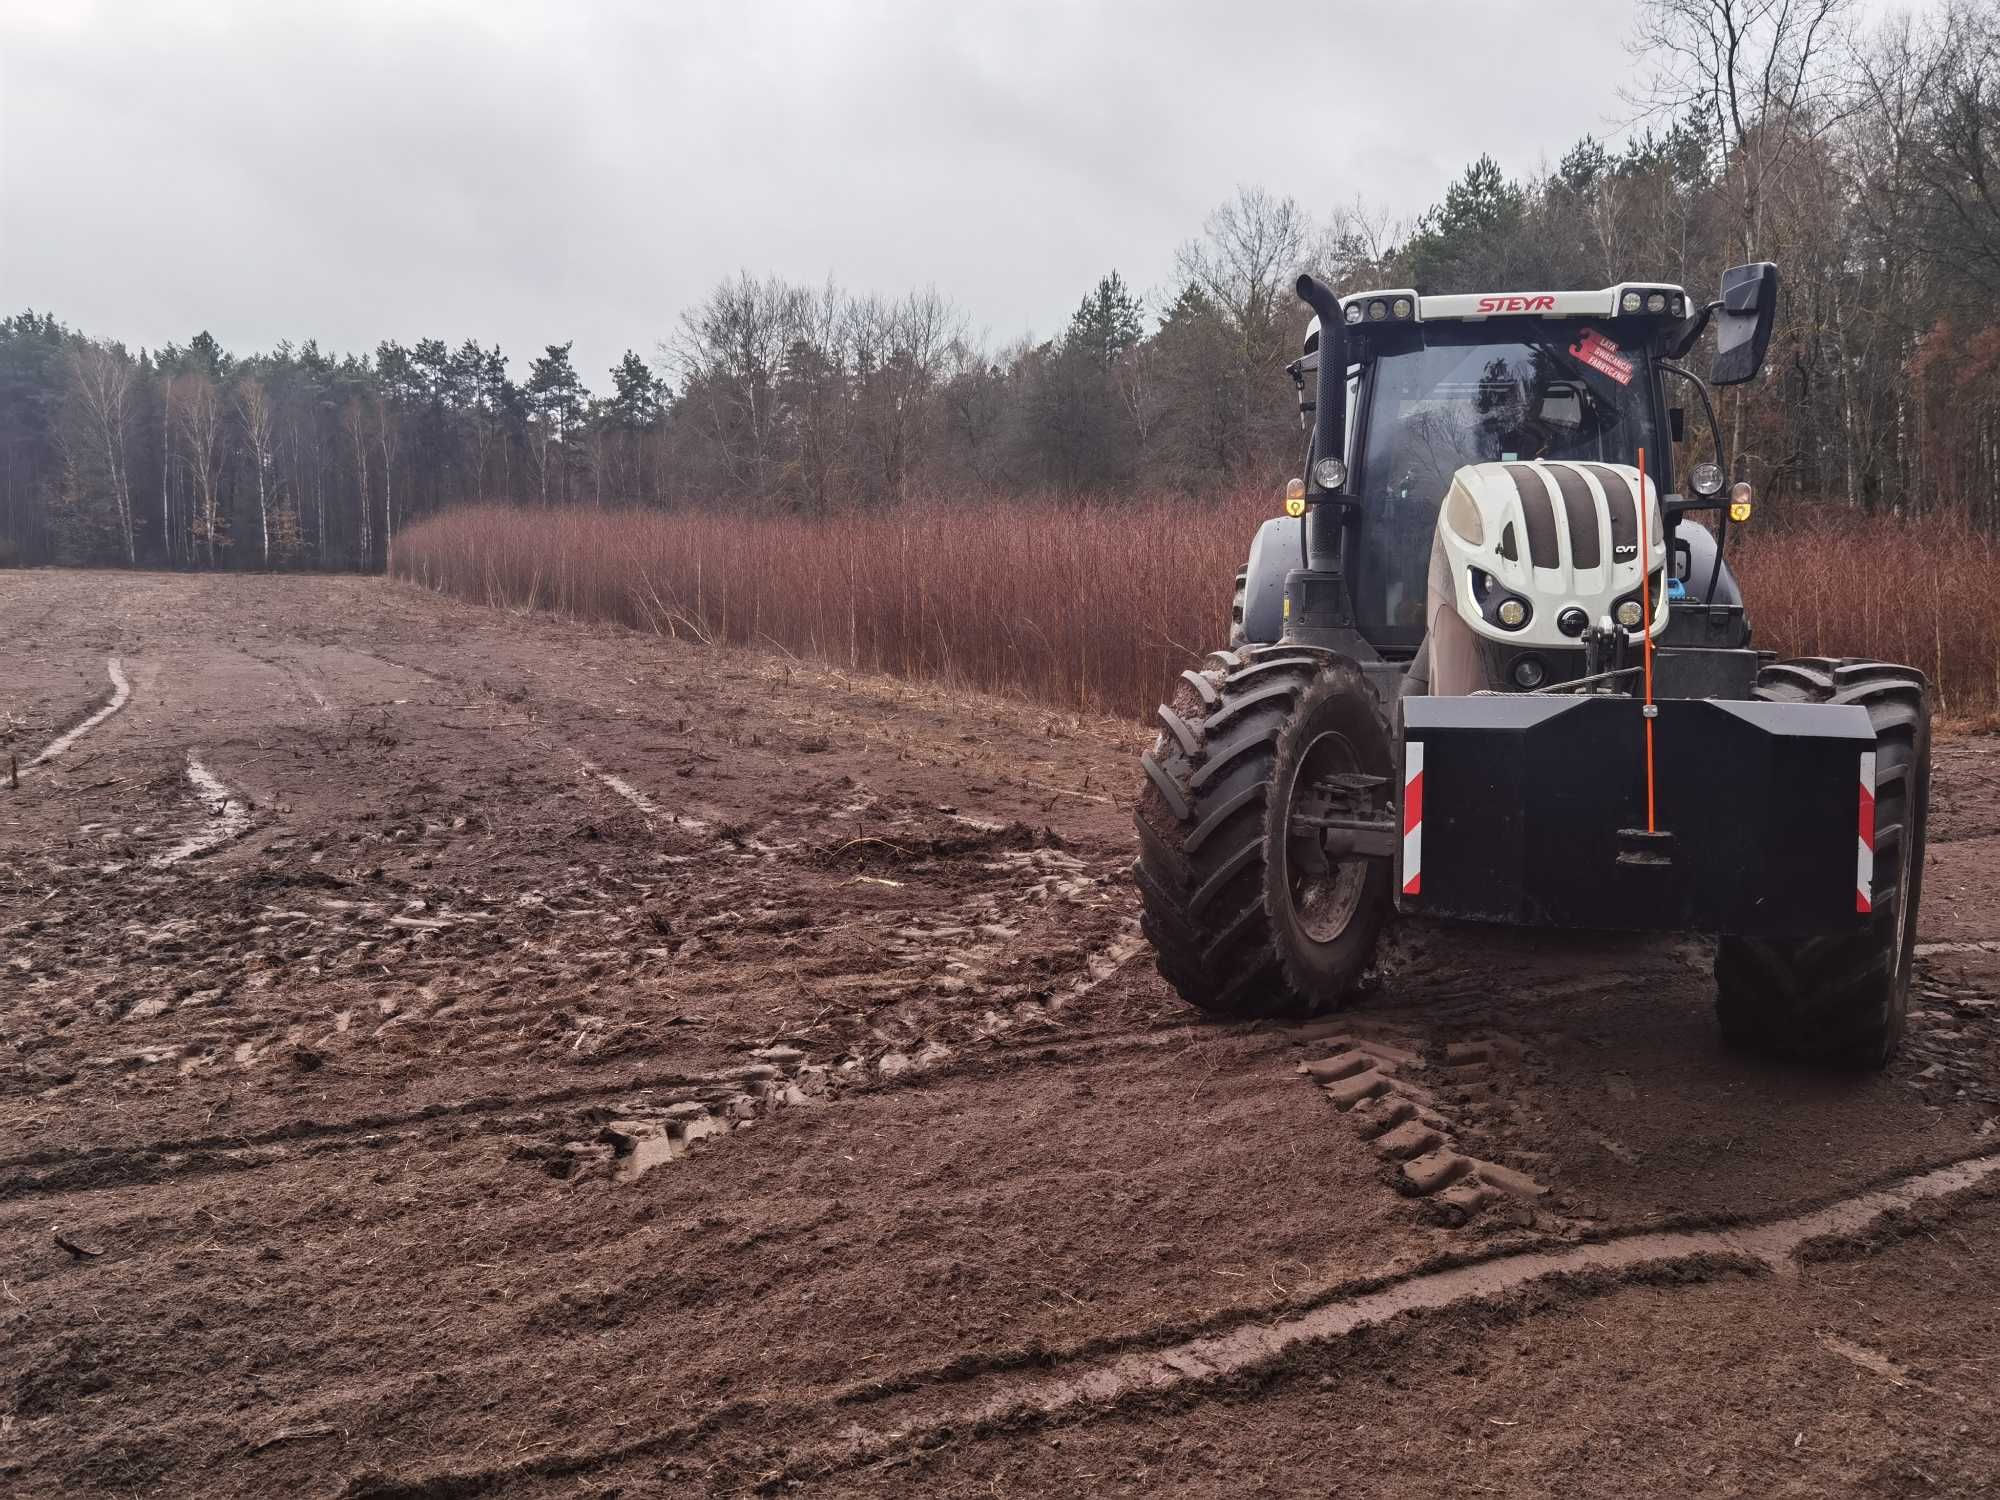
[21,656,128,769]
[3,571,1999,1500]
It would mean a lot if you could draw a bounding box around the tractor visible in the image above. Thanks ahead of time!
[1135,265,1931,1068]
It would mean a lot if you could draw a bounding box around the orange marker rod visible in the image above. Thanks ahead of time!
[1637,446,1657,834]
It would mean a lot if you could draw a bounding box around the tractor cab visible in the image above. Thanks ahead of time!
[1294,285,1697,655]
[1235,266,1780,682]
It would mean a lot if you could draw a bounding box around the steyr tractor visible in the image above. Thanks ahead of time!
[1135,265,1931,1068]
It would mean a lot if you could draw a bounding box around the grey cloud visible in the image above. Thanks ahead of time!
[3,0,1646,387]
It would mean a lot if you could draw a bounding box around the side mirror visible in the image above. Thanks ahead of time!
[1710,262,1779,386]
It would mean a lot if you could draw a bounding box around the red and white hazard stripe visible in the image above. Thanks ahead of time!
[1402,742,1424,897]
[1856,750,1875,914]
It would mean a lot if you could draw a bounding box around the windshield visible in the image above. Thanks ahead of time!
[1349,320,1662,643]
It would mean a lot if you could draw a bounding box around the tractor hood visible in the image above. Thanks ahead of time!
[1429,459,1668,653]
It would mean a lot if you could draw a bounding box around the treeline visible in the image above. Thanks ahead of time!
[7,0,2000,571]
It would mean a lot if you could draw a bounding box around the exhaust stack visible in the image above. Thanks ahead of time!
[1295,274,1347,491]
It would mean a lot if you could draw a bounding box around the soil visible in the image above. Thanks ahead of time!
[3,571,1997,1498]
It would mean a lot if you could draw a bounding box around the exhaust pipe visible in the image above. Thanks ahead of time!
[1295,274,1346,489]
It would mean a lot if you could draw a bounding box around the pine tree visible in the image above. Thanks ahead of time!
[1065,271,1144,368]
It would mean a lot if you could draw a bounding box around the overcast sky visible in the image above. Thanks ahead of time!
[7,1,1690,385]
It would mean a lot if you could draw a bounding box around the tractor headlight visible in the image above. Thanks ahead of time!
[1312,457,1347,492]
[1647,293,1667,313]
[1497,598,1528,629]
[1615,599,1645,629]
[1622,291,1643,313]
[1689,461,1724,497]
[1512,655,1547,689]
[1344,303,1363,325]
[1443,482,1484,545]
[1392,297,1413,319]
[1368,299,1388,321]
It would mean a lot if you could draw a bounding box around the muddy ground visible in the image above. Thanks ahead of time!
[2,571,1997,1498]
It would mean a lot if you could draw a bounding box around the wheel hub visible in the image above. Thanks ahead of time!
[1282,731,1380,944]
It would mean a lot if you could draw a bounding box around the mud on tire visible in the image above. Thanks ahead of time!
[1714,658,1931,1069]
[1134,647,1393,1019]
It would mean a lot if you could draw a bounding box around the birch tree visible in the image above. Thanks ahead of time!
[66,341,137,563]
[234,376,277,564]
[174,372,227,563]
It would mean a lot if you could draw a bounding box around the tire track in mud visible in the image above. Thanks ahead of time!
[1,947,1163,1202]
[22,656,129,769]
[334,1150,2000,1500]
[950,1152,2000,1410]
[575,757,668,827]
[0,1050,829,1199]
[568,753,722,834]
[1289,1022,1569,1230]
[149,754,252,868]
[353,642,719,835]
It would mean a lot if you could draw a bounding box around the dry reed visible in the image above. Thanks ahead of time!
[393,500,2000,723]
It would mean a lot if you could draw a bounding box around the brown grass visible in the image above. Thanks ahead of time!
[392,500,2000,723]
[1731,513,2000,724]
[391,495,1266,719]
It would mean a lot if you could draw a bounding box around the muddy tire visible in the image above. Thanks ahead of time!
[1228,570,1248,649]
[1135,647,1393,1019]
[1714,658,1931,1069]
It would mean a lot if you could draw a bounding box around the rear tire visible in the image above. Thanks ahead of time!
[1135,648,1393,1019]
[1714,658,1931,1068]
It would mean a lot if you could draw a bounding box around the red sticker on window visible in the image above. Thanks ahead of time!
[1571,327,1635,385]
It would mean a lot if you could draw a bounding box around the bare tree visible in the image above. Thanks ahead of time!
[343,398,373,565]
[234,377,277,564]
[1177,186,1310,334]
[1310,196,1405,289]
[1630,0,1860,255]
[375,397,399,559]
[174,372,227,564]
[779,283,854,516]
[1175,186,1313,474]
[1906,5,2000,303]
[158,370,176,565]
[851,287,961,503]
[1115,338,1167,459]
[668,274,802,498]
[66,341,137,563]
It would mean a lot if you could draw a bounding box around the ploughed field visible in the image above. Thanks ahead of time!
[3,571,1999,1499]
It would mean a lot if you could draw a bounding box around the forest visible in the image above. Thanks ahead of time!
[6,0,2000,571]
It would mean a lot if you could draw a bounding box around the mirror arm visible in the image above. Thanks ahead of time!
[1656,360,1726,481]
[1666,299,1722,361]
[1657,357,1732,604]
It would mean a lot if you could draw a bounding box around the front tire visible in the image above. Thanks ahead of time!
[1714,658,1931,1068]
[1135,648,1393,1019]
